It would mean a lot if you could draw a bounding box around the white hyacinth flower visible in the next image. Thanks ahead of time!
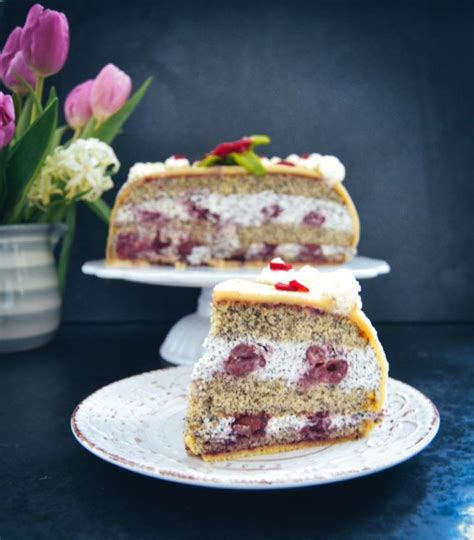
[28,138,119,207]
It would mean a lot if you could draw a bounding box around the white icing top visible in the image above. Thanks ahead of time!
[261,154,346,185]
[126,153,345,186]
[214,259,362,315]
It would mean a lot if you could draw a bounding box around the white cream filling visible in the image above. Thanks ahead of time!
[115,190,353,232]
[266,415,308,436]
[192,336,381,391]
[272,244,355,259]
[196,417,234,442]
[197,411,379,442]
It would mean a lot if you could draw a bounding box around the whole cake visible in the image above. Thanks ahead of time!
[185,259,388,461]
[106,136,360,266]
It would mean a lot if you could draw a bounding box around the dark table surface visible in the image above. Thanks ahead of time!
[1,322,473,540]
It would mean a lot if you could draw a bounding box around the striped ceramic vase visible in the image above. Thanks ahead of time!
[0,224,65,353]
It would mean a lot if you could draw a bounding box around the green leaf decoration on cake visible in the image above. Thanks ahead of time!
[198,135,270,176]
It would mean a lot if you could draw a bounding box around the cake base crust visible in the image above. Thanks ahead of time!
[185,419,378,462]
[106,254,348,268]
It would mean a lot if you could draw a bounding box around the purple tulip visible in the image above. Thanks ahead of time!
[0,27,22,80]
[64,80,94,129]
[3,51,37,94]
[91,64,132,122]
[0,92,15,148]
[20,4,69,77]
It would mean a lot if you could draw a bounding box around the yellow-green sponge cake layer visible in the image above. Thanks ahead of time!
[184,261,388,461]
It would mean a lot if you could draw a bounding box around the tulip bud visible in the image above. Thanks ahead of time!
[91,64,132,123]
[0,27,22,81]
[0,92,15,148]
[20,4,69,77]
[3,51,37,95]
[64,80,94,129]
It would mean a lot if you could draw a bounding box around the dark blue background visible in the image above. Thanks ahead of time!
[2,0,473,322]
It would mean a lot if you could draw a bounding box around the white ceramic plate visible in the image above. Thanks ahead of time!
[81,255,390,288]
[71,367,439,490]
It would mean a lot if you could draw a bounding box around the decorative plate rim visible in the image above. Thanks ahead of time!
[71,367,439,490]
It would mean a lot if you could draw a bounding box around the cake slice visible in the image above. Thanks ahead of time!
[185,259,388,461]
[106,136,359,266]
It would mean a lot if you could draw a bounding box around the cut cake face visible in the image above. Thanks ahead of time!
[106,140,360,267]
[185,260,388,461]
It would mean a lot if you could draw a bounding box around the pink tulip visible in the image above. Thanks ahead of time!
[0,27,22,80]
[3,51,37,94]
[91,64,132,122]
[20,4,69,77]
[0,92,15,148]
[64,80,94,129]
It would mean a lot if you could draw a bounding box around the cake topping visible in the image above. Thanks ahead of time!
[275,279,309,292]
[269,258,293,271]
[164,155,190,169]
[262,153,345,185]
[254,260,362,313]
[211,137,252,157]
[289,279,310,292]
[198,135,271,176]
[126,148,345,187]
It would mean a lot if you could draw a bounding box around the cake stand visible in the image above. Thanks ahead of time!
[82,256,390,366]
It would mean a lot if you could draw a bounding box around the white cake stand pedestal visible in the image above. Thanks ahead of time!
[82,256,390,366]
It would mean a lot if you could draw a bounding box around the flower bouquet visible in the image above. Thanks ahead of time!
[0,3,152,292]
[0,3,152,352]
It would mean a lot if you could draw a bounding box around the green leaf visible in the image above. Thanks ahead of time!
[230,151,266,176]
[90,77,153,144]
[80,117,96,139]
[52,125,68,148]
[46,86,57,107]
[85,198,111,224]
[249,134,271,148]
[197,154,220,168]
[15,96,33,140]
[3,98,58,224]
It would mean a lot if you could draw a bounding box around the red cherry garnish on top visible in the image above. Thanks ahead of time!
[274,280,309,292]
[173,154,187,159]
[289,279,309,292]
[269,260,293,271]
[211,137,252,157]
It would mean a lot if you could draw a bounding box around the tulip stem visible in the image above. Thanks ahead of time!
[13,94,23,121]
[31,76,44,123]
